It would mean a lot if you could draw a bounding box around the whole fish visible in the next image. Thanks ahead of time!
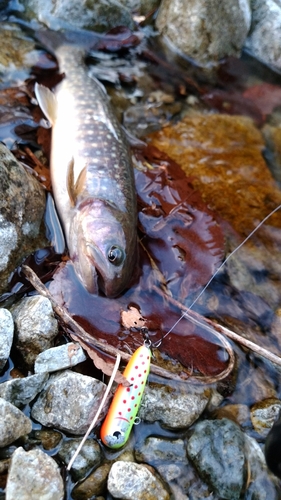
[34,32,138,297]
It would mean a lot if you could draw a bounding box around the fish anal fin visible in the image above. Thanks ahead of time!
[34,82,57,126]
[66,157,76,206]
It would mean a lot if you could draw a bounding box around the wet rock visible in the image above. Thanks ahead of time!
[21,0,134,32]
[31,370,109,434]
[34,342,87,374]
[57,438,101,481]
[107,461,170,500]
[0,144,46,295]
[11,295,58,368]
[244,434,279,499]
[0,308,13,370]
[156,0,251,67]
[245,0,281,73]
[212,403,251,428]
[138,384,210,428]
[6,447,64,500]
[72,463,111,499]
[250,398,281,438]
[135,437,186,464]
[33,429,62,450]
[0,372,48,407]
[187,418,245,500]
[0,398,32,447]
[262,124,281,183]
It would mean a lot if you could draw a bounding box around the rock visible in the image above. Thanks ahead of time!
[107,461,170,500]
[245,0,281,73]
[57,438,101,481]
[21,0,134,32]
[244,434,279,499]
[0,308,13,370]
[0,144,46,295]
[156,0,251,67]
[135,437,186,464]
[33,429,62,450]
[6,447,64,500]
[11,295,58,367]
[212,403,251,427]
[262,124,281,183]
[31,370,109,434]
[187,418,245,500]
[34,342,87,374]
[250,398,281,438]
[0,398,32,447]
[138,384,210,428]
[0,372,48,407]
[72,463,111,499]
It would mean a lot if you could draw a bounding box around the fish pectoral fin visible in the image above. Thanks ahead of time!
[34,82,57,126]
[67,159,87,206]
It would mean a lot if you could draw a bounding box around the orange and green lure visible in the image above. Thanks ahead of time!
[100,344,151,449]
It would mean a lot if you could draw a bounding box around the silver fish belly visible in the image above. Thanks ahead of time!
[35,45,138,297]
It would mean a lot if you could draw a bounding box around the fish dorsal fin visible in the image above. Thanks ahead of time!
[67,158,87,207]
[34,82,57,126]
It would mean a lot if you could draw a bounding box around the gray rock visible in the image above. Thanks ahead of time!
[0,144,46,294]
[21,0,134,32]
[34,342,87,374]
[107,461,170,500]
[57,438,101,481]
[250,398,281,438]
[31,370,109,434]
[0,398,32,447]
[6,447,64,500]
[0,308,13,370]
[187,418,245,500]
[138,384,210,428]
[156,0,251,67]
[244,434,279,500]
[135,437,186,464]
[245,0,281,73]
[11,295,58,367]
[0,372,48,407]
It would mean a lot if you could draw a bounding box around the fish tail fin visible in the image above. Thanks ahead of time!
[35,28,100,55]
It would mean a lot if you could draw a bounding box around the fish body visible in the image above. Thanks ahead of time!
[100,345,151,449]
[35,39,137,297]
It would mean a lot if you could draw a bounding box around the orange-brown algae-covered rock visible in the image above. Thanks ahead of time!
[148,113,281,237]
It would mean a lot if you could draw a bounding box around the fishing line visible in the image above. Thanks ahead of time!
[155,203,281,345]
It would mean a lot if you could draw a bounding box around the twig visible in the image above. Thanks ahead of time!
[67,353,121,471]
[153,285,281,368]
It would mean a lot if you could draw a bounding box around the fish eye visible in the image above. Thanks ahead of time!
[107,246,124,266]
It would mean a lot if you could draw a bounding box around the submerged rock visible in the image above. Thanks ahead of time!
[20,0,134,31]
[0,144,46,295]
[0,372,48,407]
[250,398,281,438]
[0,308,13,370]
[6,447,64,500]
[72,463,111,499]
[156,0,251,67]
[187,418,245,500]
[11,295,58,368]
[0,398,32,447]
[107,460,170,500]
[245,0,281,73]
[57,438,101,481]
[31,370,109,434]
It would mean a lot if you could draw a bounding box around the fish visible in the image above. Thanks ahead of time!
[100,344,151,449]
[34,31,138,297]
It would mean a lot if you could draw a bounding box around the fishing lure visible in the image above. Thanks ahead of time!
[100,344,151,449]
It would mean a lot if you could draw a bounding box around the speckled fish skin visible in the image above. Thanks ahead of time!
[37,43,138,297]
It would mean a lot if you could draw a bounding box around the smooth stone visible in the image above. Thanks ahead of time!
[0,308,14,370]
[0,398,32,447]
[6,447,64,500]
[72,463,111,499]
[187,418,245,500]
[135,437,186,464]
[57,438,101,481]
[138,384,210,428]
[244,434,279,499]
[156,0,251,67]
[0,372,48,407]
[33,429,62,450]
[31,370,109,434]
[107,461,170,500]
[34,342,87,374]
[250,398,281,438]
[11,295,58,367]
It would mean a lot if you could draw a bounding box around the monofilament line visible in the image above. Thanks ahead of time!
[160,204,281,343]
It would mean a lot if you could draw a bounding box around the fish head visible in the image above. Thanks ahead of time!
[69,200,137,297]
